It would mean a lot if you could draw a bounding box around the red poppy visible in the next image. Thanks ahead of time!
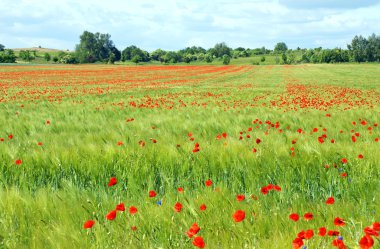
[108,177,117,187]
[292,237,304,249]
[138,140,145,147]
[216,135,221,140]
[274,185,281,191]
[304,212,313,220]
[129,206,138,215]
[37,142,43,146]
[222,132,227,138]
[15,159,22,165]
[289,213,299,222]
[364,226,379,237]
[358,154,363,159]
[261,186,269,195]
[117,141,123,146]
[334,217,345,227]
[341,158,348,164]
[332,239,347,249]
[186,223,200,238]
[313,128,318,132]
[131,226,137,231]
[149,190,157,197]
[192,236,205,248]
[205,179,212,187]
[46,120,51,125]
[341,173,347,178]
[328,230,340,236]
[83,220,95,229]
[305,229,314,239]
[326,196,335,205]
[232,210,245,222]
[199,204,206,211]
[106,210,117,220]
[252,148,257,153]
[256,138,261,144]
[177,187,184,193]
[174,202,183,212]
[188,132,193,137]
[352,136,356,143]
[331,139,335,143]
[8,134,13,139]
[116,203,125,212]
[318,227,327,236]
[359,235,374,249]
[236,194,245,201]
[192,147,200,153]
[373,222,380,231]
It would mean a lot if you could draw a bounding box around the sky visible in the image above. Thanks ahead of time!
[1,0,380,51]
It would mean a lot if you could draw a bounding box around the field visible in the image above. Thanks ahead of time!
[0,64,379,249]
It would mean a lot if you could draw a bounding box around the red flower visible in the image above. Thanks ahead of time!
[273,185,281,191]
[318,227,327,236]
[186,223,200,238]
[108,177,117,187]
[373,222,380,231]
[37,142,43,146]
[205,179,212,187]
[83,220,95,229]
[358,154,363,159]
[289,213,299,222]
[341,173,347,178]
[192,236,205,248]
[332,239,347,249]
[236,194,245,201]
[46,120,51,125]
[116,203,125,212]
[15,159,22,165]
[252,148,257,153]
[352,136,357,143]
[364,226,379,237]
[304,212,313,221]
[292,237,304,249]
[256,138,261,144]
[222,132,227,138]
[131,226,137,231]
[341,158,348,164]
[129,206,138,215]
[149,190,157,197]
[334,217,345,226]
[8,134,13,139]
[174,202,183,212]
[267,184,274,190]
[232,210,245,222]
[117,141,123,146]
[328,230,340,236]
[261,186,269,195]
[199,204,206,211]
[326,196,335,205]
[305,229,314,240]
[106,210,117,220]
[177,187,184,193]
[359,235,374,249]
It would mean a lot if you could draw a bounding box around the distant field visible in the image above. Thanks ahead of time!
[0,64,379,248]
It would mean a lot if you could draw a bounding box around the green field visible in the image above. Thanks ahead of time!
[0,64,379,248]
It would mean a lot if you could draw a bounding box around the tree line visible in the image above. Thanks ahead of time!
[1,32,379,64]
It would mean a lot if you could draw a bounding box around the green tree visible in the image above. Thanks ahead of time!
[121,45,150,62]
[348,35,367,63]
[281,53,287,64]
[212,42,231,58]
[44,53,51,62]
[205,53,213,63]
[151,49,166,63]
[52,56,59,63]
[19,50,35,62]
[260,56,266,62]
[131,55,142,65]
[274,42,288,54]
[222,54,231,65]
[0,49,16,63]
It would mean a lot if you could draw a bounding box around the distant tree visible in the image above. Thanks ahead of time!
[183,54,193,63]
[19,50,35,62]
[0,49,16,63]
[288,52,296,64]
[108,52,116,64]
[163,51,180,63]
[131,55,142,65]
[281,53,287,64]
[0,44,4,51]
[59,53,78,64]
[151,49,166,62]
[222,54,231,65]
[274,42,288,54]
[260,56,266,62]
[121,45,149,62]
[75,31,118,63]
[44,52,51,62]
[52,56,59,63]
[205,53,213,63]
[212,42,231,58]
[197,53,205,61]
[348,35,367,62]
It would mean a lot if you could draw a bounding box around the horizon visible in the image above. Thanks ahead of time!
[1,0,380,52]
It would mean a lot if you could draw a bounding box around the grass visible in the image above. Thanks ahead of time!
[0,64,379,248]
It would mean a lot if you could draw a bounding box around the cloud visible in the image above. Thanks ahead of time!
[0,0,379,51]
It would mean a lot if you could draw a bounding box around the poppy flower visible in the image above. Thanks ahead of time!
[108,177,117,187]
[358,154,363,159]
[364,226,379,237]
[216,135,221,140]
[261,186,269,195]
[326,196,335,205]
[318,227,327,236]
[273,185,281,191]
[332,238,347,249]
[359,235,374,249]
[222,132,227,138]
[289,213,299,222]
[328,230,340,236]
[252,148,257,153]
[186,223,200,238]
[199,204,206,211]
[138,140,145,147]
[83,220,95,229]
[232,210,245,222]
[117,141,123,146]
[129,206,138,215]
[177,187,184,193]
[106,210,117,220]
[131,226,137,231]
[116,203,125,212]
[15,159,22,165]
[341,158,348,164]
[373,222,380,231]
[192,236,205,248]
[256,138,261,144]
[304,212,313,220]
[341,173,347,178]
[174,202,183,212]
[8,134,13,139]
[46,120,51,125]
[37,142,43,146]
[305,229,314,239]
[236,194,245,201]
[352,136,356,143]
[292,237,304,249]
[334,217,345,227]
[205,179,212,187]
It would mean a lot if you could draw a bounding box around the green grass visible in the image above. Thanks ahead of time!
[0,64,379,248]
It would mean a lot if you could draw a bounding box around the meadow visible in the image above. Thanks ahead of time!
[0,64,379,249]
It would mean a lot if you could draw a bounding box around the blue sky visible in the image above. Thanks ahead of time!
[1,0,380,51]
